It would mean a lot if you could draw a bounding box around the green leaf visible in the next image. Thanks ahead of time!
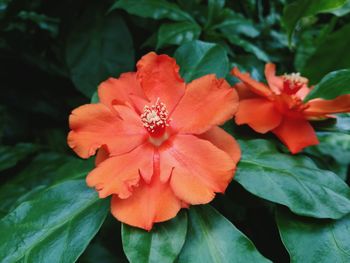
[305,131,350,180]
[0,153,93,217]
[304,69,350,101]
[122,211,187,263]
[330,0,350,16]
[302,24,350,83]
[174,40,229,82]
[282,0,347,43]
[224,35,270,62]
[235,139,350,219]
[65,5,134,97]
[110,0,194,22]
[91,91,99,103]
[0,180,109,262]
[0,143,38,172]
[157,21,201,49]
[276,208,350,263]
[177,205,270,263]
[206,0,225,28]
[212,8,260,38]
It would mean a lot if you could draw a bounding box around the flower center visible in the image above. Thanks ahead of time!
[282,72,307,95]
[140,98,170,138]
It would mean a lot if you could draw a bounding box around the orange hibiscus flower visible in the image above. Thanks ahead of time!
[232,63,350,154]
[68,52,241,230]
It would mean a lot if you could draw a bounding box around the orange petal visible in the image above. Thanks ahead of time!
[68,103,146,159]
[95,146,109,166]
[197,126,241,164]
[98,72,146,109]
[159,134,235,204]
[111,173,182,231]
[272,117,319,154]
[235,98,282,133]
[304,95,350,117]
[231,67,273,97]
[87,143,154,198]
[136,52,185,112]
[295,86,311,100]
[234,82,259,100]
[171,74,238,134]
[265,63,284,94]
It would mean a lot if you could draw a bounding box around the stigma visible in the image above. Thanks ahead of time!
[140,98,170,138]
[282,72,308,95]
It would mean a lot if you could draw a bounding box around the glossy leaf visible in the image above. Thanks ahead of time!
[235,139,350,219]
[174,40,229,82]
[282,0,347,42]
[0,153,93,217]
[0,143,38,172]
[122,211,187,263]
[157,22,201,49]
[206,0,225,28]
[224,34,269,62]
[212,8,260,38]
[330,0,350,16]
[302,24,350,83]
[305,69,350,100]
[110,0,194,22]
[276,208,350,263]
[177,205,270,263]
[0,180,109,263]
[65,5,134,97]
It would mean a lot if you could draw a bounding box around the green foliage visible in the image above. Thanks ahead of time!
[282,0,347,43]
[1,0,350,262]
[174,40,229,82]
[302,24,350,83]
[122,211,187,263]
[65,3,134,97]
[157,21,201,49]
[305,69,350,100]
[111,0,194,22]
[177,205,271,263]
[0,143,38,172]
[276,208,350,262]
[0,180,108,262]
[236,139,350,219]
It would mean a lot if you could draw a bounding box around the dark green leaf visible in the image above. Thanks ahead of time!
[305,131,350,180]
[282,0,347,43]
[0,153,93,217]
[157,22,201,49]
[79,241,120,263]
[224,35,269,62]
[174,40,229,82]
[178,205,270,263]
[0,180,109,262]
[65,6,134,97]
[212,9,260,38]
[110,0,194,22]
[206,0,225,28]
[122,211,187,263]
[235,139,350,219]
[302,24,350,83]
[304,69,350,101]
[0,143,38,172]
[276,208,350,263]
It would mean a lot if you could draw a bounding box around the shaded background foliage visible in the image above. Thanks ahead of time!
[0,0,350,262]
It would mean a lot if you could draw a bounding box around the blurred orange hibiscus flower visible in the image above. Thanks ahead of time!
[232,64,350,154]
[68,52,241,230]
